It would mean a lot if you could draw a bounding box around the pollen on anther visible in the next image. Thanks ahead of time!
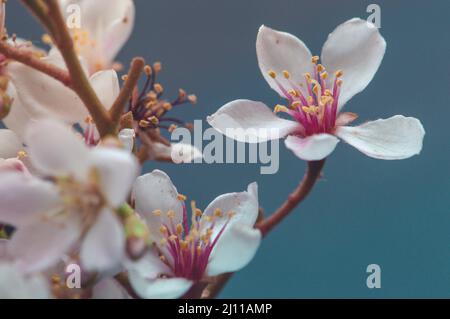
[177,194,187,201]
[335,70,344,78]
[282,70,290,79]
[268,70,277,79]
[153,209,162,216]
[311,56,320,64]
[214,208,223,218]
[274,104,288,113]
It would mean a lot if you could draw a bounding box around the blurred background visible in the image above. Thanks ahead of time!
[7,0,450,298]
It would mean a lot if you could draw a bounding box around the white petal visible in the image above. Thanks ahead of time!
[0,129,22,159]
[256,25,313,97]
[207,100,300,143]
[2,82,34,139]
[80,209,125,272]
[92,278,130,299]
[9,214,81,274]
[132,170,183,240]
[0,239,8,260]
[7,53,88,122]
[118,129,135,153]
[89,147,139,206]
[150,142,203,163]
[0,263,52,299]
[335,115,425,160]
[0,172,61,226]
[125,250,172,279]
[128,271,192,299]
[90,70,120,110]
[285,134,339,161]
[25,119,90,178]
[207,224,261,277]
[202,182,259,234]
[321,18,386,110]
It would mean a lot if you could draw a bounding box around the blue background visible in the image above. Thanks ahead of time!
[7,0,449,298]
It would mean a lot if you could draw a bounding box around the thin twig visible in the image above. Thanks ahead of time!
[110,57,145,125]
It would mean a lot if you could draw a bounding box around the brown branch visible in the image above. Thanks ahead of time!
[110,57,145,125]
[0,41,71,86]
[203,160,326,299]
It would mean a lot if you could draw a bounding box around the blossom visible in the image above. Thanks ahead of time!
[59,0,135,73]
[126,170,261,299]
[207,19,425,161]
[0,119,139,274]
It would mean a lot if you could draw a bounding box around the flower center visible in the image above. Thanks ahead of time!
[152,196,234,281]
[270,56,343,136]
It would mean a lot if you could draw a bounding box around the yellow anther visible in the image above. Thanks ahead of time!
[288,89,298,97]
[147,91,158,101]
[274,104,289,113]
[304,73,312,83]
[282,70,290,79]
[307,96,314,104]
[144,65,152,76]
[153,62,162,73]
[195,208,203,217]
[42,34,53,45]
[159,255,166,262]
[17,150,27,159]
[196,246,202,255]
[335,70,344,78]
[154,83,164,94]
[214,208,223,217]
[188,94,198,104]
[159,238,167,246]
[163,102,173,111]
[313,84,320,95]
[268,70,277,79]
[169,235,178,241]
[205,215,213,222]
[320,72,329,80]
[324,89,333,96]
[176,223,183,235]
[139,120,150,128]
[291,101,302,109]
[121,75,128,81]
[317,64,324,72]
[159,225,168,234]
[153,209,162,217]
[178,89,187,100]
[207,229,213,236]
[180,240,189,250]
[302,106,311,114]
[167,210,176,219]
[227,211,236,218]
[177,194,187,201]
[337,79,343,87]
[149,116,159,125]
[168,124,178,133]
[311,56,320,64]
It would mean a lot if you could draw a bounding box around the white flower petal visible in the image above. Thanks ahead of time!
[7,54,88,123]
[0,239,8,260]
[89,147,139,206]
[150,142,203,163]
[2,82,34,139]
[207,224,261,277]
[118,129,135,153]
[125,250,172,279]
[207,100,300,143]
[321,18,386,110]
[256,25,313,97]
[0,172,61,226]
[92,278,130,299]
[285,134,339,161]
[9,214,81,274]
[25,119,90,178]
[90,70,120,110]
[0,263,52,299]
[80,209,125,273]
[128,271,192,299]
[132,170,184,239]
[202,182,259,234]
[0,129,22,159]
[335,115,425,160]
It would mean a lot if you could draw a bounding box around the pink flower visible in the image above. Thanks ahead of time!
[208,19,425,161]
[0,119,139,274]
[126,170,261,299]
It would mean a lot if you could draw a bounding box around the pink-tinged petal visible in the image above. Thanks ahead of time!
[80,209,125,272]
[90,70,120,110]
[7,53,88,123]
[128,271,192,299]
[9,214,81,274]
[0,129,22,159]
[132,170,184,239]
[335,112,359,127]
[207,100,300,143]
[207,224,261,277]
[285,134,339,161]
[118,129,135,153]
[321,18,386,110]
[60,0,134,72]
[0,158,29,175]
[88,147,139,206]
[202,183,259,238]
[0,172,61,226]
[25,119,90,179]
[335,115,425,160]
[149,142,203,163]
[0,263,52,299]
[92,278,130,299]
[256,25,313,97]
